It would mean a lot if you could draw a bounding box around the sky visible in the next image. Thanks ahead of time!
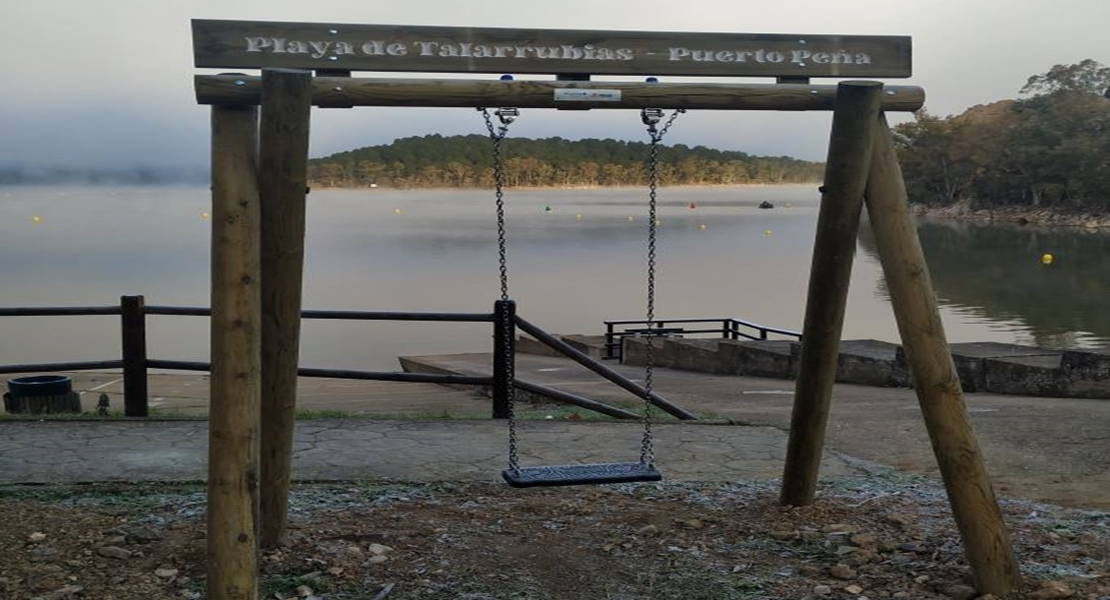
[0,0,1106,169]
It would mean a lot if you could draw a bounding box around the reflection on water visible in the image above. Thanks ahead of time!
[860,219,1110,350]
[0,185,1105,372]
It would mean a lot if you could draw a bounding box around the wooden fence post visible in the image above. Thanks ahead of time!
[492,299,516,419]
[208,103,262,600]
[780,81,883,506]
[864,114,1021,595]
[258,67,313,549]
[120,295,148,417]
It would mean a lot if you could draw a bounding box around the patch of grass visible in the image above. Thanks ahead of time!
[0,482,204,504]
[295,408,371,420]
[0,410,128,420]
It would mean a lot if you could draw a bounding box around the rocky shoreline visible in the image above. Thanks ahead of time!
[910,200,1110,229]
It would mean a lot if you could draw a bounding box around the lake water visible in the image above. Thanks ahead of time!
[1,185,1107,372]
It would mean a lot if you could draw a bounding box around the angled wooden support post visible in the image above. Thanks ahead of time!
[780,81,884,506]
[208,104,262,600]
[120,295,148,417]
[864,115,1021,595]
[258,68,313,549]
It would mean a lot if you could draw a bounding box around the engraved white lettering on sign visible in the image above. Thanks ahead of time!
[241,37,874,67]
[667,46,872,65]
[553,89,622,102]
[245,37,636,61]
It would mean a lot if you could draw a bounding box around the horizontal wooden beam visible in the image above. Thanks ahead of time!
[196,75,925,111]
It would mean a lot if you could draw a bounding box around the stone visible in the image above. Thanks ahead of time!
[95,546,132,560]
[822,523,855,534]
[1029,580,1075,599]
[28,532,47,542]
[769,529,799,540]
[829,563,857,580]
[123,526,165,543]
[367,543,393,555]
[885,513,915,526]
[295,584,314,597]
[637,524,659,536]
[367,554,389,564]
[850,533,877,547]
[155,568,179,579]
[845,584,864,594]
[943,583,978,599]
[813,584,833,595]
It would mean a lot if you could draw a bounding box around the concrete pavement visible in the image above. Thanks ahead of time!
[2,352,1108,511]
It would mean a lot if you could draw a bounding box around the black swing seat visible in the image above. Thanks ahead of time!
[502,462,662,488]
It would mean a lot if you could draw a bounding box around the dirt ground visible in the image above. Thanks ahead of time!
[4,370,1108,599]
[1,479,1107,600]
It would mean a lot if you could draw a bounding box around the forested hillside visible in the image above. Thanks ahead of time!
[893,59,1110,213]
[307,135,823,188]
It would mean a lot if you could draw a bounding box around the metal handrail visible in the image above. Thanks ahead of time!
[603,317,802,361]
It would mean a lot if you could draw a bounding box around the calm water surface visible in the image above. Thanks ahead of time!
[1,185,1106,371]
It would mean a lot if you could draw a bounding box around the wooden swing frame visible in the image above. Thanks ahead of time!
[193,19,1020,599]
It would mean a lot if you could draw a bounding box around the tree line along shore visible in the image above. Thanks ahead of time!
[307,134,824,189]
[306,61,1109,228]
[892,59,1110,223]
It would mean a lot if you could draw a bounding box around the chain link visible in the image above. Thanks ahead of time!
[481,107,520,472]
[640,108,685,466]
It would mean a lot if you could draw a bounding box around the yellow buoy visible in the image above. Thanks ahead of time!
[698,224,707,230]
[763,229,773,237]
[655,219,662,226]
[575,214,583,220]
[393,208,402,215]
[31,215,42,224]
[627,216,635,222]
[1041,253,1054,265]
[201,212,210,220]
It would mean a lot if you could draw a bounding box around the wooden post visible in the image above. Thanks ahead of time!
[208,104,262,600]
[492,299,516,419]
[258,68,313,549]
[780,81,883,506]
[120,295,148,417]
[864,115,1021,595]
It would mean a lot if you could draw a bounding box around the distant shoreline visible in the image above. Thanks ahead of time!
[910,201,1110,230]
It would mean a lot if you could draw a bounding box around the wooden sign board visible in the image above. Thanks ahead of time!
[193,20,911,78]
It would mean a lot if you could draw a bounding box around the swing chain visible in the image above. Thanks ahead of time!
[480,107,521,472]
[479,107,518,302]
[640,107,684,466]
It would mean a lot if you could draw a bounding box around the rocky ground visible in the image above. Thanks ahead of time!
[1,475,1107,600]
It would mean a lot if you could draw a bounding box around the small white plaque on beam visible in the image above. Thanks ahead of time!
[554,89,622,102]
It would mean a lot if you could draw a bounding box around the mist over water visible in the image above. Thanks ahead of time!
[0,185,1105,372]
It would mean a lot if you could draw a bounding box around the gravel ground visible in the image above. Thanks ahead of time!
[1,474,1107,600]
